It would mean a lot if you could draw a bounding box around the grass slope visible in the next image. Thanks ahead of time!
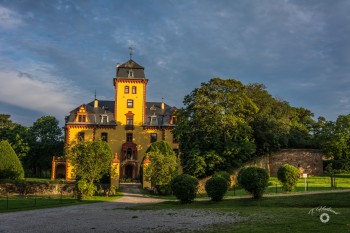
[130,191,350,233]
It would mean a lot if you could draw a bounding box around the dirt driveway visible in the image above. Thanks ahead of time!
[0,183,241,233]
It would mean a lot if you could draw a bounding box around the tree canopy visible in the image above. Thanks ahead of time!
[143,141,179,194]
[66,140,113,184]
[174,78,319,177]
[29,116,63,176]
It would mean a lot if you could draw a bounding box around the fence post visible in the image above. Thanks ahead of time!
[233,185,236,196]
[275,184,278,193]
[60,186,63,204]
[6,192,9,210]
[34,193,36,207]
[307,182,308,192]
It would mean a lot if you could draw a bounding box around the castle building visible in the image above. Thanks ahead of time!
[51,59,178,183]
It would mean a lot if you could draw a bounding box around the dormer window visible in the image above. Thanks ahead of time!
[78,115,86,122]
[101,115,108,124]
[128,70,134,77]
[150,115,158,125]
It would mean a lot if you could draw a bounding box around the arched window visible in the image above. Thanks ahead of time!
[125,86,129,94]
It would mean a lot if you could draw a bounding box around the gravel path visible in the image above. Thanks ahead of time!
[0,183,241,233]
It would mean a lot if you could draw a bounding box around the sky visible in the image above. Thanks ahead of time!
[0,0,349,126]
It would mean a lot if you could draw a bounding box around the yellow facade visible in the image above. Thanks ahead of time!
[52,59,178,184]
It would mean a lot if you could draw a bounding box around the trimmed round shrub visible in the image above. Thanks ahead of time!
[213,171,231,188]
[277,164,300,192]
[171,174,199,204]
[205,176,228,201]
[0,140,24,179]
[237,167,269,199]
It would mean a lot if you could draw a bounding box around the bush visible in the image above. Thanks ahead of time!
[238,167,269,199]
[171,174,199,204]
[277,164,300,192]
[205,176,228,201]
[213,171,231,188]
[0,140,24,179]
[76,179,97,199]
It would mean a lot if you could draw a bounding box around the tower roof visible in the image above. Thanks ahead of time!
[116,59,145,79]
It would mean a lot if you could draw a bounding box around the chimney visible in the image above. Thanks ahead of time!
[94,98,98,108]
[161,97,164,110]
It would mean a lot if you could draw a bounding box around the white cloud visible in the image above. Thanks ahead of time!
[0,5,23,29]
[0,64,89,119]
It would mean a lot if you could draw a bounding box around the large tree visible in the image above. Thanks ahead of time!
[173,78,257,177]
[144,151,178,195]
[142,141,179,193]
[316,114,350,160]
[245,84,317,155]
[29,116,63,177]
[66,140,114,185]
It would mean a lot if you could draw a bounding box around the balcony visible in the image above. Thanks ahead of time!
[125,124,134,130]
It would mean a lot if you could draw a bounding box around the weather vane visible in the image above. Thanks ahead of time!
[128,46,134,60]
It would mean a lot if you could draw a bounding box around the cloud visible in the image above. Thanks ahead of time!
[0,63,90,120]
[0,5,23,29]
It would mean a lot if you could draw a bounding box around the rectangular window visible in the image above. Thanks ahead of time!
[124,86,129,94]
[150,133,157,143]
[101,115,108,124]
[101,132,108,142]
[127,99,134,108]
[150,116,157,125]
[78,115,86,122]
[126,133,133,142]
[126,116,133,126]
[132,86,137,94]
[78,132,85,141]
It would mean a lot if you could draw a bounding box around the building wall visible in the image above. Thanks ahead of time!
[114,79,146,125]
[269,149,323,176]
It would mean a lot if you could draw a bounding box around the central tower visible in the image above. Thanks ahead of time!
[113,59,148,127]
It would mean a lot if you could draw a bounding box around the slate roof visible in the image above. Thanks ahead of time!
[65,100,176,127]
[65,100,116,125]
[144,102,177,126]
[116,59,146,79]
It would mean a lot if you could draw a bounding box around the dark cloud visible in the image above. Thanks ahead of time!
[0,0,349,126]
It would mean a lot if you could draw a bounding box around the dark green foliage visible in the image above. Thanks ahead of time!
[277,164,300,192]
[237,167,269,199]
[315,115,350,160]
[144,151,178,195]
[0,140,24,179]
[170,174,199,204]
[323,160,350,173]
[29,116,63,177]
[213,171,231,187]
[175,79,319,178]
[66,140,113,197]
[205,176,228,201]
[140,141,177,185]
[146,141,176,156]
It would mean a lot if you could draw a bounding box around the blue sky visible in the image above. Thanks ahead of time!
[0,0,349,126]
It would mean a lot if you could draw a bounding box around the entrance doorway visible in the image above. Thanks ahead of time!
[56,164,66,179]
[125,164,133,179]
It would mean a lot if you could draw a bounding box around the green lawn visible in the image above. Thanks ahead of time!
[129,191,350,233]
[142,174,350,199]
[0,193,122,213]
